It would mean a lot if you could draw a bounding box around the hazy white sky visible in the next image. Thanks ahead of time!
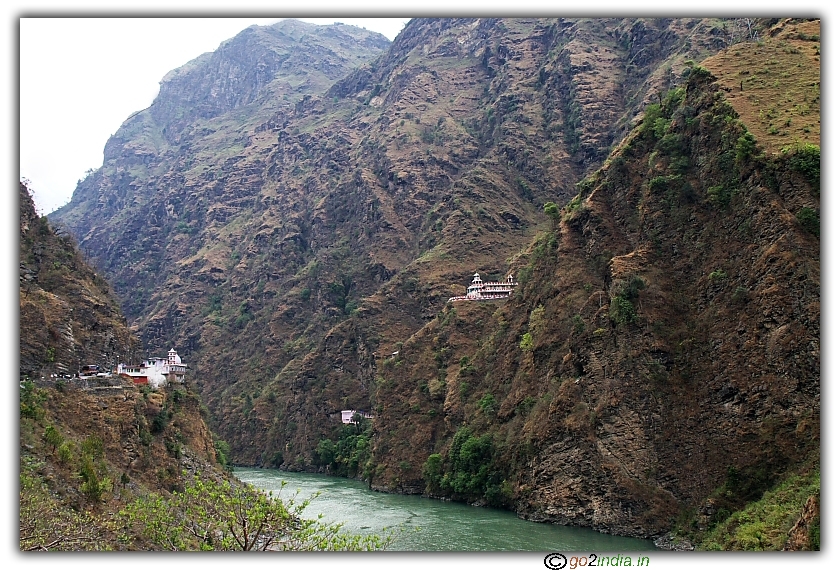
[20,17,410,215]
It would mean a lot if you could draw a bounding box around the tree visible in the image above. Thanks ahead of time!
[120,473,393,551]
[43,425,63,454]
[543,202,560,225]
[20,380,46,420]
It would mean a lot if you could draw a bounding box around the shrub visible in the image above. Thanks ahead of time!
[20,380,46,420]
[79,455,110,504]
[707,185,732,209]
[43,426,63,453]
[796,207,819,237]
[783,143,820,191]
[736,132,758,163]
[477,393,497,416]
[214,439,231,469]
[528,305,546,337]
[423,453,444,493]
[57,441,74,465]
[609,297,637,325]
[709,269,728,282]
[609,275,645,326]
[543,202,560,223]
[732,286,749,304]
[519,332,534,352]
[573,314,585,334]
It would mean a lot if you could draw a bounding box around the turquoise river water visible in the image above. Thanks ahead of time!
[235,467,657,552]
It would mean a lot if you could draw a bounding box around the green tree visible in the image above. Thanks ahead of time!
[120,474,392,551]
[519,332,534,352]
[214,439,231,470]
[422,453,444,494]
[43,425,63,454]
[543,202,560,224]
[20,380,46,420]
[796,207,819,237]
[316,439,336,466]
[477,393,497,416]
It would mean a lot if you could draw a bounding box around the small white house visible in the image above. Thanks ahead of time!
[340,410,374,424]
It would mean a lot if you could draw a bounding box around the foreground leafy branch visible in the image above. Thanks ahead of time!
[120,473,393,551]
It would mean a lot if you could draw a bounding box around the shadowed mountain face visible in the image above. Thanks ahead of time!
[49,18,819,541]
[20,181,135,378]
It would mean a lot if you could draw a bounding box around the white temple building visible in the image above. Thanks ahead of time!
[448,273,517,302]
[117,348,186,388]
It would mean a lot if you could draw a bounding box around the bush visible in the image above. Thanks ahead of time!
[120,474,392,551]
[477,393,497,416]
[796,207,819,237]
[44,425,63,453]
[783,143,820,192]
[736,132,758,163]
[709,269,728,282]
[707,185,732,209]
[57,442,74,465]
[423,453,444,494]
[519,332,534,352]
[609,275,645,326]
[732,286,749,304]
[214,440,231,469]
[543,202,560,223]
[20,380,46,420]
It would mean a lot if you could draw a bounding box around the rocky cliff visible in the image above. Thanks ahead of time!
[20,181,222,550]
[370,64,819,541]
[47,17,819,545]
[20,181,136,378]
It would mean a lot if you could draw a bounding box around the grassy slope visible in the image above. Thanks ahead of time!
[702,19,820,153]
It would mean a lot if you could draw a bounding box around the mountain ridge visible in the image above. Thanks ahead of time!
[47,17,819,546]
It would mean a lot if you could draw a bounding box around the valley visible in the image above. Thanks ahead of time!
[33,17,820,550]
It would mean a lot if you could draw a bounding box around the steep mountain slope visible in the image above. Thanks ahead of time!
[46,17,818,544]
[51,17,733,463]
[20,181,136,378]
[19,182,221,550]
[365,59,819,541]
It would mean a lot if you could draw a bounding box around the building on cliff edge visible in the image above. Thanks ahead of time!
[448,272,517,302]
[117,348,186,388]
[341,410,374,424]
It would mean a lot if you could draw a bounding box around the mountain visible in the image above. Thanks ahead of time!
[49,17,819,546]
[20,181,223,550]
[20,181,136,378]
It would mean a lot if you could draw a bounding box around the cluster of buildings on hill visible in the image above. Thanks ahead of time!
[448,272,518,302]
[114,348,187,388]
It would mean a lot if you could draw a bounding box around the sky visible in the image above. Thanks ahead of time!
[19,17,410,215]
[5,2,837,568]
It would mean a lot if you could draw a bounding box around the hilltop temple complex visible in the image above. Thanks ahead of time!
[448,272,517,302]
[117,348,187,388]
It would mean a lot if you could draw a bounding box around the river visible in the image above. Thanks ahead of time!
[235,467,656,552]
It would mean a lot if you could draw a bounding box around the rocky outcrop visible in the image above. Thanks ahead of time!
[783,495,819,550]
